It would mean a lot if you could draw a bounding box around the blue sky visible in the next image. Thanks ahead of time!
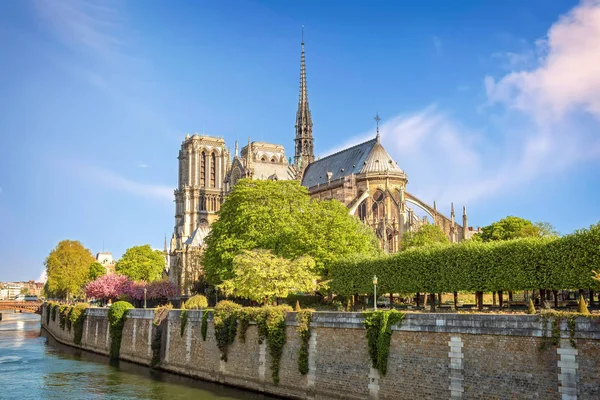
[1,0,600,281]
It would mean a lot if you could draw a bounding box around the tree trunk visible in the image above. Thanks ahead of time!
[508,291,513,302]
[498,290,503,308]
[429,293,436,312]
[438,293,442,305]
[492,292,497,307]
[453,292,458,310]
[416,292,420,308]
[589,289,595,307]
[553,290,559,308]
[476,291,484,311]
[540,289,546,305]
[389,293,394,308]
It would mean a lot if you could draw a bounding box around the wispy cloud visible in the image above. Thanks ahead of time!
[432,35,443,56]
[137,163,149,168]
[324,0,600,210]
[73,163,172,202]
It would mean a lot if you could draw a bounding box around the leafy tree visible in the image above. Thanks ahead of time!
[45,240,95,299]
[88,262,106,281]
[400,224,449,250]
[115,245,165,282]
[219,249,318,305]
[203,179,381,284]
[85,274,131,302]
[476,216,557,242]
[20,287,30,295]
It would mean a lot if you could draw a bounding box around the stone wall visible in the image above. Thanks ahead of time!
[42,306,600,400]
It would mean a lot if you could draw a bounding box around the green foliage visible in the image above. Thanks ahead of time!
[237,307,262,343]
[151,326,162,368]
[45,301,57,325]
[51,303,57,322]
[296,310,314,375]
[213,301,242,361]
[363,310,405,376]
[477,216,558,242]
[538,311,598,350]
[201,310,209,341]
[203,179,381,285]
[107,301,134,359]
[88,262,106,281]
[254,305,292,385]
[45,240,96,299]
[331,222,600,295]
[219,249,319,305]
[58,305,70,330]
[180,310,188,337]
[69,303,89,345]
[578,297,590,315]
[116,244,166,282]
[527,298,536,314]
[185,294,208,310]
[400,224,449,250]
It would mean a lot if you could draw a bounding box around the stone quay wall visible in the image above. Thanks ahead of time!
[42,306,600,400]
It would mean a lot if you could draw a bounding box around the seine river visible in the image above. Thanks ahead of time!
[0,312,276,400]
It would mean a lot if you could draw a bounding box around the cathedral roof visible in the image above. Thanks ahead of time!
[185,225,210,247]
[252,162,296,181]
[301,137,404,187]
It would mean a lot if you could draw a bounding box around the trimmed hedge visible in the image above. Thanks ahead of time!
[330,223,600,295]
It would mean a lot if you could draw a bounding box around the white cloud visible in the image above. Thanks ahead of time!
[74,164,172,202]
[137,163,149,168]
[486,0,600,121]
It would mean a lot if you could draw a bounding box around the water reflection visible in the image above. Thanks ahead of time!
[0,312,277,400]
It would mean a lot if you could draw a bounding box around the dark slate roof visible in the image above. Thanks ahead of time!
[301,138,377,187]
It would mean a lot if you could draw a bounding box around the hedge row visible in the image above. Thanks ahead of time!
[330,223,600,295]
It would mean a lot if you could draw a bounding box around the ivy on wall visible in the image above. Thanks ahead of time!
[107,301,134,359]
[201,310,209,341]
[213,301,242,361]
[296,310,314,375]
[180,310,188,337]
[69,303,89,345]
[363,310,405,376]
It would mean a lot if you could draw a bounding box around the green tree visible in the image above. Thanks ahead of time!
[533,221,560,238]
[477,216,542,242]
[88,262,106,281]
[202,179,381,284]
[400,224,449,250]
[115,245,165,282]
[45,240,95,299]
[219,249,318,305]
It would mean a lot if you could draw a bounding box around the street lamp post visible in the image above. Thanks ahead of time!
[143,287,147,309]
[373,275,378,310]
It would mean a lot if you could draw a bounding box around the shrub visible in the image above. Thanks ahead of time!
[201,309,210,341]
[69,303,89,345]
[578,297,590,315]
[296,309,314,375]
[107,301,134,359]
[255,305,292,384]
[58,305,70,330]
[185,295,208,310]
[527,298,536,314]
[213,300,242,361]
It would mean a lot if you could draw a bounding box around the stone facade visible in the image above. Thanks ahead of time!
[167,35,479,293]
[43,306,600,400]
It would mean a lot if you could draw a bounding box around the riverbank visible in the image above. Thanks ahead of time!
[42,305,600,399]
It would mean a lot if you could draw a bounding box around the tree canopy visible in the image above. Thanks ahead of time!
[202,179,381,284]
[115,245,165,282]
[219,249,318,305]
[400,224,449,250]
[45,240,96,299]
[476,216,558,242]
[88,262,106,281]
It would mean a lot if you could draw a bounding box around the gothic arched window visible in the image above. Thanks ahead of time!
[200,151,206,187]
[358,200,367,221]
[372,190,385,220]
[210,153,216,187]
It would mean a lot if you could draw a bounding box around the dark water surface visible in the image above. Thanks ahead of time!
[0,312,276,400]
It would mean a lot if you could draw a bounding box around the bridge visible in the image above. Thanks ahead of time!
[0,301,43,314]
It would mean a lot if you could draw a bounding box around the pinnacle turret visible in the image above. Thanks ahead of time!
[294,26,314,169]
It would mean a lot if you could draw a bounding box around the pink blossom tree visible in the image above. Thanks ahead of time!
[146,280,178,300]
[85,274,130,302]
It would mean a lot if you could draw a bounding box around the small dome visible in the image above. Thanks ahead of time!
[359,142,404,174]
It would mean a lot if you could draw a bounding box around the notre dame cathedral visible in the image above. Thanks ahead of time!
[167,36,477,293]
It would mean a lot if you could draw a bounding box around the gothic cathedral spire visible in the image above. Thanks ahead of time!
[294,26,314,169]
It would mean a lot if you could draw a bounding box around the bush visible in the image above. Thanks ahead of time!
[185,294,208,310]
[528,298,536,314]
[578,297,590,315]
[363,310,405,376]
[58,305,70,330]
[69,303,89,345]
[107,301,134,359]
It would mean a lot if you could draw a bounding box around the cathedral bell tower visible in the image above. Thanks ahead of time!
[294,26,314,173]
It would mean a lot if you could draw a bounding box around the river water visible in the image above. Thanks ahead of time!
[0,312,276,400]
